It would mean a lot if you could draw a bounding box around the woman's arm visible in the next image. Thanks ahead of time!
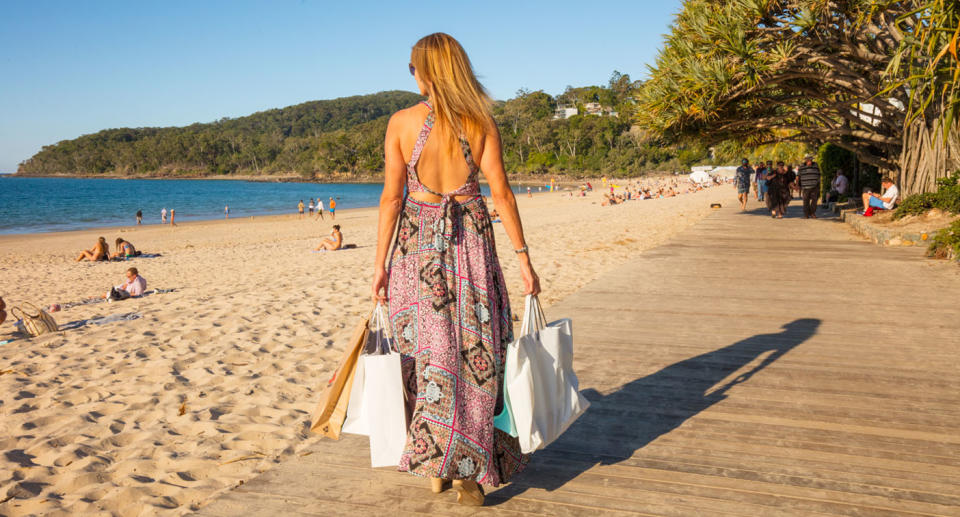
[479,121,541,296]
[371,113,408,302]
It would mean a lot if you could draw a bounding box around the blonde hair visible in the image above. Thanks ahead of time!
[411,33,491,150]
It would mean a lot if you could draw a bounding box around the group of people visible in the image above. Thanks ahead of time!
[736,156,825,219]
[600,175,727,206]
[735,156,900,218]
[76,237,141,262]
[299,197,337,220]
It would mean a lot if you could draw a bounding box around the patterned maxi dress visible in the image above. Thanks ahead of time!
[387,102,528,486]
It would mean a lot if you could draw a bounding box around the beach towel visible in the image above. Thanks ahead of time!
[111,252,161,261]
[59,312,141,331]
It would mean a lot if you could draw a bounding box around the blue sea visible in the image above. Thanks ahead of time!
[0,176,527,235]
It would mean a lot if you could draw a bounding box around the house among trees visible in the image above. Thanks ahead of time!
[583,102,619,118]
[553,103,619,119]
[553,105,578,120]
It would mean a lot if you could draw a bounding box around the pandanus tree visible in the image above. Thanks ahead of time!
[638,0,960,195]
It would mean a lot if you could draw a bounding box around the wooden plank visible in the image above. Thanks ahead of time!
[192,205,960,516]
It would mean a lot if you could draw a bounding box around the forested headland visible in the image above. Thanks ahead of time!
[16,74,715,180]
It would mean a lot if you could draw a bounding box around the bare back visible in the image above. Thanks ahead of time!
[398,102,486,202]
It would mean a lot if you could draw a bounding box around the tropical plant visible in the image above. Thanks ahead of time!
[637,0,960,195]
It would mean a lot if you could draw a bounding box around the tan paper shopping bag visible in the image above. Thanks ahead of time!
[310,314,370,439]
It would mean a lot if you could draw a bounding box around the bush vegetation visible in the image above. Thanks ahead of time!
[928,219,960,261]
[893,172,960,220]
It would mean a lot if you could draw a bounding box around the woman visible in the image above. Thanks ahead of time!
[315,225,342,251]
[764,162,785,218]
[76,237,109,262]
[371,33,539,506]
[111,238,140,259]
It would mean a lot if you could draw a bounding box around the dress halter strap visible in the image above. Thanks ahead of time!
[405,100,483,252]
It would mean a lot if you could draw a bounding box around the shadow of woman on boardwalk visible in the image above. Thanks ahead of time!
[489,318,820,504]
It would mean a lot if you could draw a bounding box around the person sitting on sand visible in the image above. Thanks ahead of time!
[315,225,343,251]
[77,237,109,262]
[110,238,141,259]
[104,267,147,300]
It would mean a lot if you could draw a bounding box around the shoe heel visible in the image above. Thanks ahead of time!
[454,480,484,506]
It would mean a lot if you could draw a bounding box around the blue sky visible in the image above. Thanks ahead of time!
[0,0,682,173]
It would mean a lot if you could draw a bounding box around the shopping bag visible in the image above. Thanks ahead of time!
[12,302,59,337]
[310,311,370,439]
[501,295,590,453]
[342,303,408,467]
[493,385,518,437]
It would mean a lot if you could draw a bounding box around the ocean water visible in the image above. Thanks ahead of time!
[0,176,525,235]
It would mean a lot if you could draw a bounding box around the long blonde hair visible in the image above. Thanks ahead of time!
[411,33,491,151]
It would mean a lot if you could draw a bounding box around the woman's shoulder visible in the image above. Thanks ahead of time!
[390,103,429,125]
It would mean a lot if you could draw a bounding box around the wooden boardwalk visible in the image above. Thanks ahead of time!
[195,203,960,516]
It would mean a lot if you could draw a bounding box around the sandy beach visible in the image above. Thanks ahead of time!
[1,180,733,516]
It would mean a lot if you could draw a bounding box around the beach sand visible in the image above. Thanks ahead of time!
[1,181,732,516]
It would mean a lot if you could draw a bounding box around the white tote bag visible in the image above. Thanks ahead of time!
[502,295,590,454]
[342,304,408,467]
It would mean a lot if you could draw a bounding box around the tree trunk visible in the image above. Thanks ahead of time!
[897,117,960,196]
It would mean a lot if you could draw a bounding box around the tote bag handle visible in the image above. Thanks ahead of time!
[370,302,397,354]
[519,295,548,336]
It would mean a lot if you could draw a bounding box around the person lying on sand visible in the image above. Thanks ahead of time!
[110,238,142,259]
[77,237,109,262]
[315,225,343,251]
[103,267,147,301]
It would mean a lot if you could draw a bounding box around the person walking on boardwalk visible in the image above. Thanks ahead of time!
[371,32,539,506]
[797,155,822,219]
[764,161,788,218]
[754,161,768,202]
[735,158,753,211]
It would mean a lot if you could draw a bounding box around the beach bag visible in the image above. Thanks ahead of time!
[497,295,590,454]
[12,302,59,337]
[342,303,408,467]
[310,311,370,439]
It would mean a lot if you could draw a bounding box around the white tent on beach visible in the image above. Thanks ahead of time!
[689,170,712,184]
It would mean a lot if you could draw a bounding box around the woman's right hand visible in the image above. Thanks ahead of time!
[519,259,541,296]
[371,267,388,304]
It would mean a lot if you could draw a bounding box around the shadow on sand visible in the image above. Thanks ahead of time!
[489,318,821,503]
